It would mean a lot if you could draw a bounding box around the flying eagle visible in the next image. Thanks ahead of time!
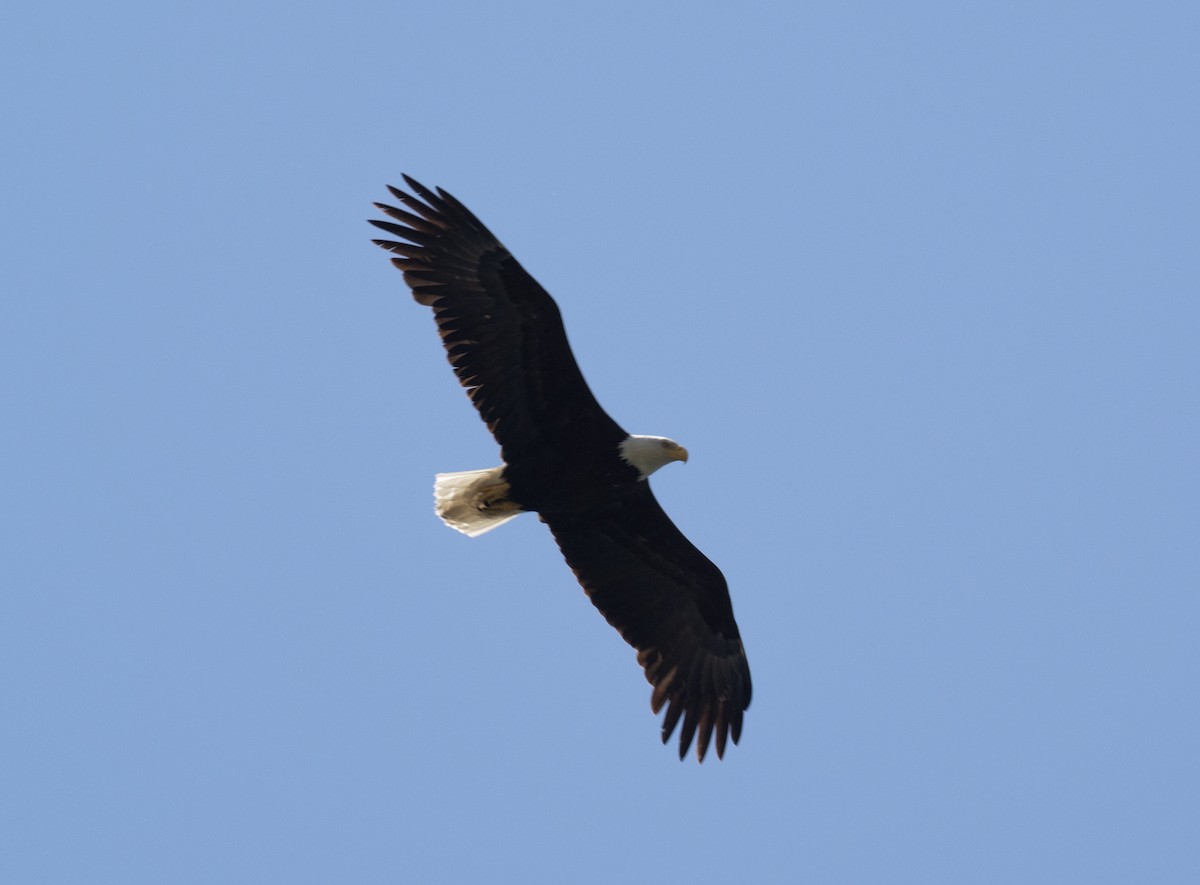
[370,177,751,761]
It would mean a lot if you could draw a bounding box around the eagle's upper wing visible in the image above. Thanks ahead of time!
[370,177,625,460]
[541,485,752,761]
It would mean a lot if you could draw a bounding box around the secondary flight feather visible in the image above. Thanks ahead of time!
[370,177,751,761]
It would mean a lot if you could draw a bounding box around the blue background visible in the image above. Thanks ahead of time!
[3,2,1197,882]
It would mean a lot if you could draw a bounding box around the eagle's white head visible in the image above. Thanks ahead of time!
[619,434,689,480]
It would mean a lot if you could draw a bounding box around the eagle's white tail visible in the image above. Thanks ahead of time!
[433,467,523,537]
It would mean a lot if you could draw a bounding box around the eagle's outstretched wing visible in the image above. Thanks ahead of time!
[543,485,751,761]
[371,177,625,462]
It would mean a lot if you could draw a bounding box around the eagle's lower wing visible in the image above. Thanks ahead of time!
[541,486,751,761]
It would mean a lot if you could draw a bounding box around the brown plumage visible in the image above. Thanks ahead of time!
[370,176,751,760]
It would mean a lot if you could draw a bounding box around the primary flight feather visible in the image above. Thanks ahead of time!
[370,177,751,761]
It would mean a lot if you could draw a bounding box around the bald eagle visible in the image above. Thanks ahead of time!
[370,177,751,761]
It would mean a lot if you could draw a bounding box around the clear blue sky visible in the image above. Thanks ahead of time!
[3,2,1197,882]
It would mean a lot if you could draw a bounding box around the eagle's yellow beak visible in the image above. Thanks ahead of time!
[669,443,689,464]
